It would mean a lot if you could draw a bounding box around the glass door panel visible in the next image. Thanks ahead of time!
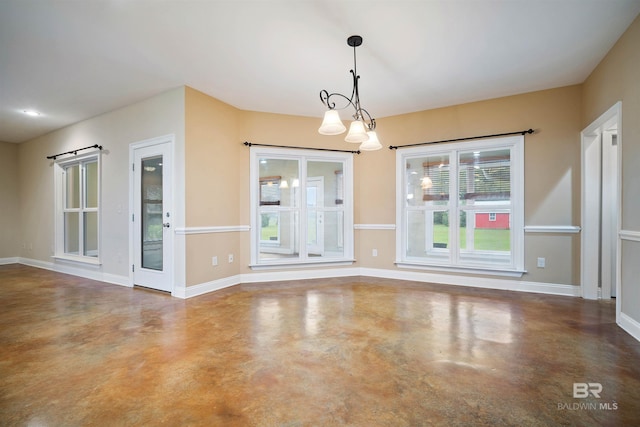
[141,155,163,271]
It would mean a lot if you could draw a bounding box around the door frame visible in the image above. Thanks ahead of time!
[129,134,175,293]
[580,102,621,308]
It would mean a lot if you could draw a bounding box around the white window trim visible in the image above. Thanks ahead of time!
[249,147,354,268]
[54,151,101,265]
[395,135,524,274]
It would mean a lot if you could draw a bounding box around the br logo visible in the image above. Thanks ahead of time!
[573,383,602,398]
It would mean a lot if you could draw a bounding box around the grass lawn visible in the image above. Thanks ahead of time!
[261,218,278,241]
[433,224,510,251]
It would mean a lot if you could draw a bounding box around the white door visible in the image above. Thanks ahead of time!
[306,177,324,256]
[131,139,173,292]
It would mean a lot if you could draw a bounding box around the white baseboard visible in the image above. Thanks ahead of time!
[176,268,362,299]
[619,312,640,342]
[176,275,241,299]
[18,257,130,288]
[359,267,581,297]
[12,258,580,300]
[179,267,578,299]
[0,257,19,265]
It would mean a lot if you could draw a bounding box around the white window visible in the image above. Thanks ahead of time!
[396,135,524,274]
[250,147,353,267]
[54,153,100,263]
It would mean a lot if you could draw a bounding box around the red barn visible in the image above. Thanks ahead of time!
[475,212,510,229]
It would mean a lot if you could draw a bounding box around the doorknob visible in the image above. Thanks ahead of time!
[163,222,171,228]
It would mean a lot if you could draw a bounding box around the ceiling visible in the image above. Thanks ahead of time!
[1,0,639,144]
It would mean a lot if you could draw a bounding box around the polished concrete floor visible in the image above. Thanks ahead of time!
[1,264,639,426]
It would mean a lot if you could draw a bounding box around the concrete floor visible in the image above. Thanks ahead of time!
[1,264,639,426]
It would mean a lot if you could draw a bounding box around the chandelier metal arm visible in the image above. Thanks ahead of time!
[319,89,355,111]
[320,68,358,108]
[357,108,376,131]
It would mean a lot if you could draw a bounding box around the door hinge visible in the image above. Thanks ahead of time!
[132,163,135,171]
[132,264,135,272]
[132,213,134,222]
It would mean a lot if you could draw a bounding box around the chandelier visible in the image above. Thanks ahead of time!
[318,35,382,151]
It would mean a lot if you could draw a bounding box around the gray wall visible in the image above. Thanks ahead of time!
[0,141,20,258]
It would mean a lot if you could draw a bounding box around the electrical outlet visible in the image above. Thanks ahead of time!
[228,254,234,263]
[537,257,546,268]
[372,248,378,257]
[212,256,218,266]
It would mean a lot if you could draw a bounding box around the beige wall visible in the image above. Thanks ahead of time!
[17,87,185,280]
[184,87,242,286]
[0,141,20,258]
[582,15,640,321]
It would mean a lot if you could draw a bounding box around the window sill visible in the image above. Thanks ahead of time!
[53,255,102,267]
[395,262,525,278]
[250,259,355,271]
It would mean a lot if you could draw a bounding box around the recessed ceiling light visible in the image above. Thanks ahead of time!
[23,110,41,117]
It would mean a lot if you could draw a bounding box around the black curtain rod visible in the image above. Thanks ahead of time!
[244,141,360,154]
[388,129,534,150]
[47,144,103,160]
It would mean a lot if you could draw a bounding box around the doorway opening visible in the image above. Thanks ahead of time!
[581,102,621,305]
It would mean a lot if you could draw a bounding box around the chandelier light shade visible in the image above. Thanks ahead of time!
[345,120,368,143]
[318,35,381,150]
[360,130,382,151]
[318,110,346,135]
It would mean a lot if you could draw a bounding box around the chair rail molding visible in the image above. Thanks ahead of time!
[175,225,251,235]
[524,225,581,233]
[354,224,396,230]
[620,229,640,241]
